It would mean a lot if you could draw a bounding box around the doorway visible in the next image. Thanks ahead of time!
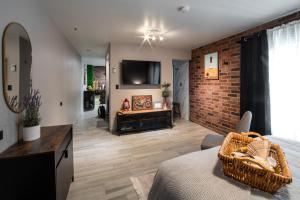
[172,59,189,120]
[81,63,108,130]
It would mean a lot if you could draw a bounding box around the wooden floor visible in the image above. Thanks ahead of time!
[67,116,214,200]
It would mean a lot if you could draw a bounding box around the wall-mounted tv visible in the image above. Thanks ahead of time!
[121,60,161,85]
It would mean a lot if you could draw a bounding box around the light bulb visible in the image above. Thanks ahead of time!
[159,36,164,41]
[152,36,156,41]
[144,34,150,40]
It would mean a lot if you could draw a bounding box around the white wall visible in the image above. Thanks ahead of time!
[109,43,190,131]
[82,56,105,66]
[0,0,82,152]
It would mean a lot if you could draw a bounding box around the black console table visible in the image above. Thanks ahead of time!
[117,109,172,134]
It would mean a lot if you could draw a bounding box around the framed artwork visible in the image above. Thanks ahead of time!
[132,95,153,111]
[204,52,219,79]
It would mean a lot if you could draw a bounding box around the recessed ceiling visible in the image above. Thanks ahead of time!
[40,0,300,57]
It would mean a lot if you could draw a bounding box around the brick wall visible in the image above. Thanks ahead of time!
[190,11,300,135]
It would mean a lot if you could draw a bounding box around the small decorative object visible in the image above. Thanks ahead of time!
[247,140,271,159]
[218,132,292,193]
[204,52,218,79]
[132,95,152,111]
[163,102,167,110]
[154,102,162,109]
[22,89,42,141]
[267,157,277,168]
[230,152,247,158]
[161,82,171,109]
[122,98,131,111]
[231,137,275,172]
[251,156,275,172]
[236,146,248,153]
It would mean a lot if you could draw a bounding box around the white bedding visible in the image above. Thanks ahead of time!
[148,136,300,200]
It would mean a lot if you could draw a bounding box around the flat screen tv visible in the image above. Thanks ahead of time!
[121,60,161,85]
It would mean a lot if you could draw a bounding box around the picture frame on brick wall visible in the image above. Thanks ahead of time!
[204,52,219,80]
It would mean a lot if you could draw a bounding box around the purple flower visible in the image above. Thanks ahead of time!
[22,89,42,127]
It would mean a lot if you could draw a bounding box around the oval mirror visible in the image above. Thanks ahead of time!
[2,23,32,113]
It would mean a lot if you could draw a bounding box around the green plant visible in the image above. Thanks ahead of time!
[22,89,42,127]
[87,85,93,91]
[161,82,171,98]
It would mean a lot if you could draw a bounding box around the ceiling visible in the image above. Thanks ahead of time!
[40,0,300,58]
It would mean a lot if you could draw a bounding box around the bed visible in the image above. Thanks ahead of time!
[148,137,300,200]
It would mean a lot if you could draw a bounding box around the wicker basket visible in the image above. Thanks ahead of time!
[218,132,292,194]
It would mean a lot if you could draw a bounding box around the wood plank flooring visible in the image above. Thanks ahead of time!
[67,116,215,200]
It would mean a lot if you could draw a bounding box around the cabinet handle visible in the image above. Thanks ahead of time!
[64,150,69,158]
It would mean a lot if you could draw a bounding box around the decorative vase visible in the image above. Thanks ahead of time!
[23,125,41,141]
[163,103,167,110]
[163,97,169,110]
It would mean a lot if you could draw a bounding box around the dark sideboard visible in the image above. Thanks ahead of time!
[117,109,173,134]
[0,125,74,200]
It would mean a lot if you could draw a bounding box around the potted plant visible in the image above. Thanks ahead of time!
[161,82,171,109]
[86,85,93,91]
[22,89,42,141]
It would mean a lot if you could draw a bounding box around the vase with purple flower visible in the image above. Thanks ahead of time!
[22,89,42,141]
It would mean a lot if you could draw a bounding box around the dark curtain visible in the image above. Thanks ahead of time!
[240,30,271,135]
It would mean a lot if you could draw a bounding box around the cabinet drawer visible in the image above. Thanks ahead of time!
[55,130,72,166]
[56,139,74,200]
[118,114,139,121]
[139,118,155,130]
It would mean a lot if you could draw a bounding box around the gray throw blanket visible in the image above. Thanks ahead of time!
[148,137,300,200]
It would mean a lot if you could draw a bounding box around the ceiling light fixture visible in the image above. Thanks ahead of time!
[143,28,164,42]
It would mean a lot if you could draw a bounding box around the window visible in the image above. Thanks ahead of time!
[267,20,300,141]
